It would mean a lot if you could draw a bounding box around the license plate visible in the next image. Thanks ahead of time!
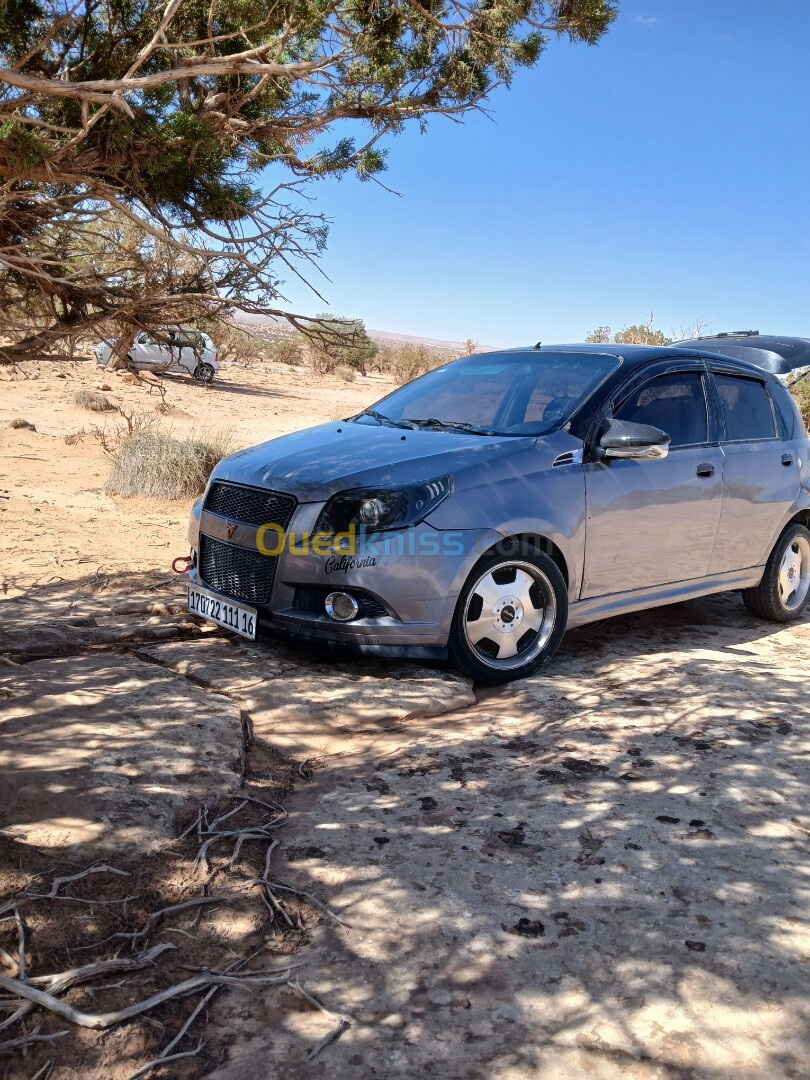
[187,584,257,640]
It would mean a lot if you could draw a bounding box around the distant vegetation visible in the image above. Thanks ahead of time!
[788,375,810,430]
[586,313,709,347]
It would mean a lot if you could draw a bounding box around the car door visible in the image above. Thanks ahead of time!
[706,369,800,573]
[168,331,202,374]
[582,365,724,597]
[129,332,165,370]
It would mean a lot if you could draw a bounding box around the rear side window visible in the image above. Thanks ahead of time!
[715,375,776,441]
[615,372,708,447]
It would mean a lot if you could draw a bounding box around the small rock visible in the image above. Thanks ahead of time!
[689,818,706,827]
[373,836,390,846]
[96,383,112,391]
[656,815,681,825]
[685,940,706,952]
[418,796,438,812]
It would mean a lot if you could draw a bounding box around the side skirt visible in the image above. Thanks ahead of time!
[567,567,764,629]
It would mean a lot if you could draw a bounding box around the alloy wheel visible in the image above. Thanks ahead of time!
[778,534,810,612]
[462,559,557,671]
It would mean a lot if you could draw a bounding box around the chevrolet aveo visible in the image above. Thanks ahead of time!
[186,342,810,684]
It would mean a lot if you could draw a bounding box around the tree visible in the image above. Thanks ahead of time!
[586,312,669,346]
[0,0,617,360]
[585,314,713,347]
[308,315,377,374]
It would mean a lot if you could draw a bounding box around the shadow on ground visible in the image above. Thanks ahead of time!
[206,593,810,1080]
[1,575,808,1079]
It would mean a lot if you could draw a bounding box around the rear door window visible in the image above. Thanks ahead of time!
[715,375,776,441]
[615,372,709,448]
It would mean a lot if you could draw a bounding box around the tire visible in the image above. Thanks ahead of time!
[193,362,215,383]
[742,522,810,622]
[448,541,568,685]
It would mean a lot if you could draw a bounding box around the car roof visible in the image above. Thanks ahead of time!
[474,342,778,380]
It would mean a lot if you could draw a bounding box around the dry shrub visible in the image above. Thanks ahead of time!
[269,336,305,366]
[375,343,451,384]
[74,388,116,412]
[64,429,85,445]
[106,427,234,499]
[9,417,36,430]
[335,364,355,383]
[790,377,810,431]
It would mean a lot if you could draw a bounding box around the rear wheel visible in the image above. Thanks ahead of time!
[742,522,810,622]
[449,542,567,685]
[193,362,215,383]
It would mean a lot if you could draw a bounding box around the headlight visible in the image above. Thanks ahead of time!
[315,475,452,534]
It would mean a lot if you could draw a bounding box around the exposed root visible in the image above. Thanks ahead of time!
[287,978,350,1061]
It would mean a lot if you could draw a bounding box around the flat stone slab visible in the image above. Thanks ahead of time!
[0,653,241,854]
[139,637,476,760]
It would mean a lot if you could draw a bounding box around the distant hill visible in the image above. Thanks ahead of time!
[234,313,500,354]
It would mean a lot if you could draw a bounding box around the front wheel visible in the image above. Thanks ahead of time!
[449,542,568,685]
[193,362,215,383]
[742,522,810,622]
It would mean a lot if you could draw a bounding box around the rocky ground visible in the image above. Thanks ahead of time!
[0,359,808,1079]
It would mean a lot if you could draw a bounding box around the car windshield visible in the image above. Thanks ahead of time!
[357,351,620,436]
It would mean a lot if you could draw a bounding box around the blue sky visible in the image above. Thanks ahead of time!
[274,0,809,346]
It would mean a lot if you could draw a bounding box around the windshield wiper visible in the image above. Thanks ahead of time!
[404,417,494,436]
[360,409,415,430]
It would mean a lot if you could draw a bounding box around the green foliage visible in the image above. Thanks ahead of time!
[308,315,378,374]
[586,315,671,346]
[374,341,451,383]
[0,0,617,355]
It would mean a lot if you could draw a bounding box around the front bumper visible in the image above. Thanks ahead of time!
[187,496,498,654]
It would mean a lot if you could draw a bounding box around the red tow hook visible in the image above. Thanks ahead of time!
[172,555,193,574]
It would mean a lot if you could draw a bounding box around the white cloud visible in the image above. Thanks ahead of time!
[634,15,658,27]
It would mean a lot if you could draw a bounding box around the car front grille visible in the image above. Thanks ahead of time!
[292,587,390,619]
[204,481,296,529]
[199,535,276,604]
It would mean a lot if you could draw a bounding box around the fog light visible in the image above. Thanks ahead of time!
[325,591,359,621]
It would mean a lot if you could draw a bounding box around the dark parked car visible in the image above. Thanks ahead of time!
[185,341,810,684]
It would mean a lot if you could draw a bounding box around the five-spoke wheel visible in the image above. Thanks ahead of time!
[450,542,567,684]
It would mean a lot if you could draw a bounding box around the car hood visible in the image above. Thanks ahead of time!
[210,421,533,502]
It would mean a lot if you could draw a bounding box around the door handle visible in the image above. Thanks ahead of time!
[782,454,793,466]
[696,463,715,478]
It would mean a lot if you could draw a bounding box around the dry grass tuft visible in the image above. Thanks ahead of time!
[74,389,116,412]
[9,417,36,430]
[64,429,85,445]
[106,427,234,500]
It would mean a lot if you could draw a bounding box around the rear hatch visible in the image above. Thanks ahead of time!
[674,331,810,377]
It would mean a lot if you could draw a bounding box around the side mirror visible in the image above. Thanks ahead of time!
[597,418,671,460]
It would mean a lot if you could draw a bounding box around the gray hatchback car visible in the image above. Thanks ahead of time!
[186,343,810,684]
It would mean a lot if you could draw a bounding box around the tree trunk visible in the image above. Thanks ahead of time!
[107,325,138,371]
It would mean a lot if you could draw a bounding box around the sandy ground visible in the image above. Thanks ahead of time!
[0,358,808,1079]
[0,355,398,590]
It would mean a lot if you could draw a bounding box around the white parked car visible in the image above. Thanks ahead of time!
[95,327,220,382]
